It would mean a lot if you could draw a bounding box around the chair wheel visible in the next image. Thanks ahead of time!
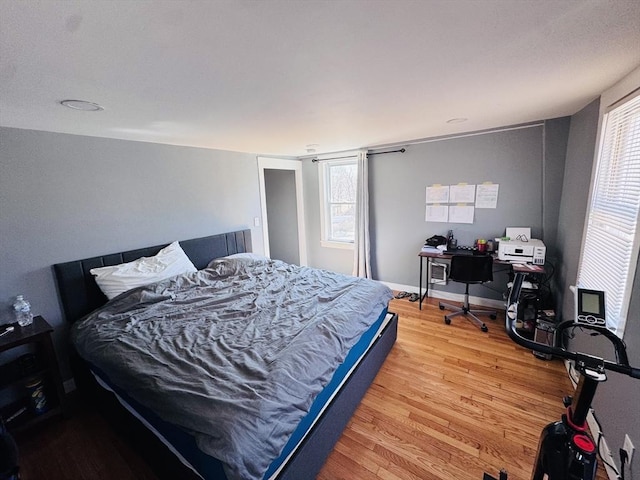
[481,325,488,332]
[439,305,444,310]
[490,314,497,320]
[444,317,451,324]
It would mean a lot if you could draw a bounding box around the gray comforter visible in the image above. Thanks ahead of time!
[71,256,393,480]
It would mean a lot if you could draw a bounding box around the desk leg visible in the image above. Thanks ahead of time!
[419,256,428,310]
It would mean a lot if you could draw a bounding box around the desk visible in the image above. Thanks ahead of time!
[418,250,544,310]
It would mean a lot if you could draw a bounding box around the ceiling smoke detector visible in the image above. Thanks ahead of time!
[60,99,104,112]
[306,144,319,154]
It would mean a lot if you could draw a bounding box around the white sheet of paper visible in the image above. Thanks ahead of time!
[476,183,499,208]
[426,185,450,204]
[449,205,475,224]
[506,227,531,241]
[425,204,449,222]
[450,184,476,203]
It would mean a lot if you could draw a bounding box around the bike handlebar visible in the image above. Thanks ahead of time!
[505,275,640,379]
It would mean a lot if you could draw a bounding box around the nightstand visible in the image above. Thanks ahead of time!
[0,316,65,432]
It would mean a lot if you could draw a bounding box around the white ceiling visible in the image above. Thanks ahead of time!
[1,0,640,157]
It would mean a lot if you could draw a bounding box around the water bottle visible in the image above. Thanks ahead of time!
[13,295,33,327]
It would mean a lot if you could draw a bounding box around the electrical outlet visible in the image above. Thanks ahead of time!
[623,434,635,463]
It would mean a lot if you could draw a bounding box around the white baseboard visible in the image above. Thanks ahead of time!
[564,360,619,480]
[381,281,506,310]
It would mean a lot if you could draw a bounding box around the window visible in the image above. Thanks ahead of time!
[577,91,640,337]
[319,158,357,247]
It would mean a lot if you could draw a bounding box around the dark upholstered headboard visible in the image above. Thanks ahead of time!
[53,229,252,324]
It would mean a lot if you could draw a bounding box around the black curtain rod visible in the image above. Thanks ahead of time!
[311,148,406,163]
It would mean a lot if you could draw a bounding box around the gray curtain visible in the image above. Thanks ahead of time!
[352,150,371,278]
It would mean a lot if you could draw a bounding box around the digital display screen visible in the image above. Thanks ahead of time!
[581,292,601,314]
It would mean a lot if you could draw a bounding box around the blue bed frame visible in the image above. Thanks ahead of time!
[53,229,398,479]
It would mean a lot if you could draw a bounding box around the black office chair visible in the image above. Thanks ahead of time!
[439,254,497,332]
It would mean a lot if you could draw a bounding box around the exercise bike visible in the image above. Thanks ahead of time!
[485,274,640,480]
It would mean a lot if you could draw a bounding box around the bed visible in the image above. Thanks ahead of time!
[53,229,398,480]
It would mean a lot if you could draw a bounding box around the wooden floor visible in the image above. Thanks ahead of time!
[15,296,607,480]
[317,296,601,480]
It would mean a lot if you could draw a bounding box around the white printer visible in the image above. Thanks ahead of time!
[498,238,546,265]
[497,227,546,265]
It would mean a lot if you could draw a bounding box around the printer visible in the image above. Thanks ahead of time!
[498,238,546,265]
[497,227,546,265]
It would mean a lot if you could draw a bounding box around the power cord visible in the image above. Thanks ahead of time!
[592,411,622,479]
[619,448,628,480]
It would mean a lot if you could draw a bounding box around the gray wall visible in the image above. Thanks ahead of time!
[555,99,601,319]
[557,97,640,474]
[264,169,299,265]
[543,117,572,262]
[303,123,569,302]
[0,127,264,378]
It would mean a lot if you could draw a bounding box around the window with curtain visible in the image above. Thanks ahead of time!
[577,91,640,337]
[319,158,357,247]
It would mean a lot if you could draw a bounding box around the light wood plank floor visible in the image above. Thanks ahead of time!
[317,296,607,480]
[16,295,607,479]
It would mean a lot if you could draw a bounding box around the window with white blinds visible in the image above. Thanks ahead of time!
[319,158,357,248]
[577,91,640,337]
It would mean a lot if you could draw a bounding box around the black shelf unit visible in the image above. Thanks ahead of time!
[0,316,65,433]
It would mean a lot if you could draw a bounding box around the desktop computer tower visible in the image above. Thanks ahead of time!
[428,261,448,285]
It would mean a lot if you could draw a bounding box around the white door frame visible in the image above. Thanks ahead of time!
[257,157,307,266]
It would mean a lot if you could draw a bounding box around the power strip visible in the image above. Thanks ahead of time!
[564,360,619,480]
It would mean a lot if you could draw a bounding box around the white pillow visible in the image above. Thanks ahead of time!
[90,241,197,300]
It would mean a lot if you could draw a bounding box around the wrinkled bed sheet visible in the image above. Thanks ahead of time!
[71,257,393,480]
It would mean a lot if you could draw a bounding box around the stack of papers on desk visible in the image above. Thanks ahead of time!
[421,245,443,253]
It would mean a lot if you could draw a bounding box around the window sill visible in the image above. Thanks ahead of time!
[321,240,354,250]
